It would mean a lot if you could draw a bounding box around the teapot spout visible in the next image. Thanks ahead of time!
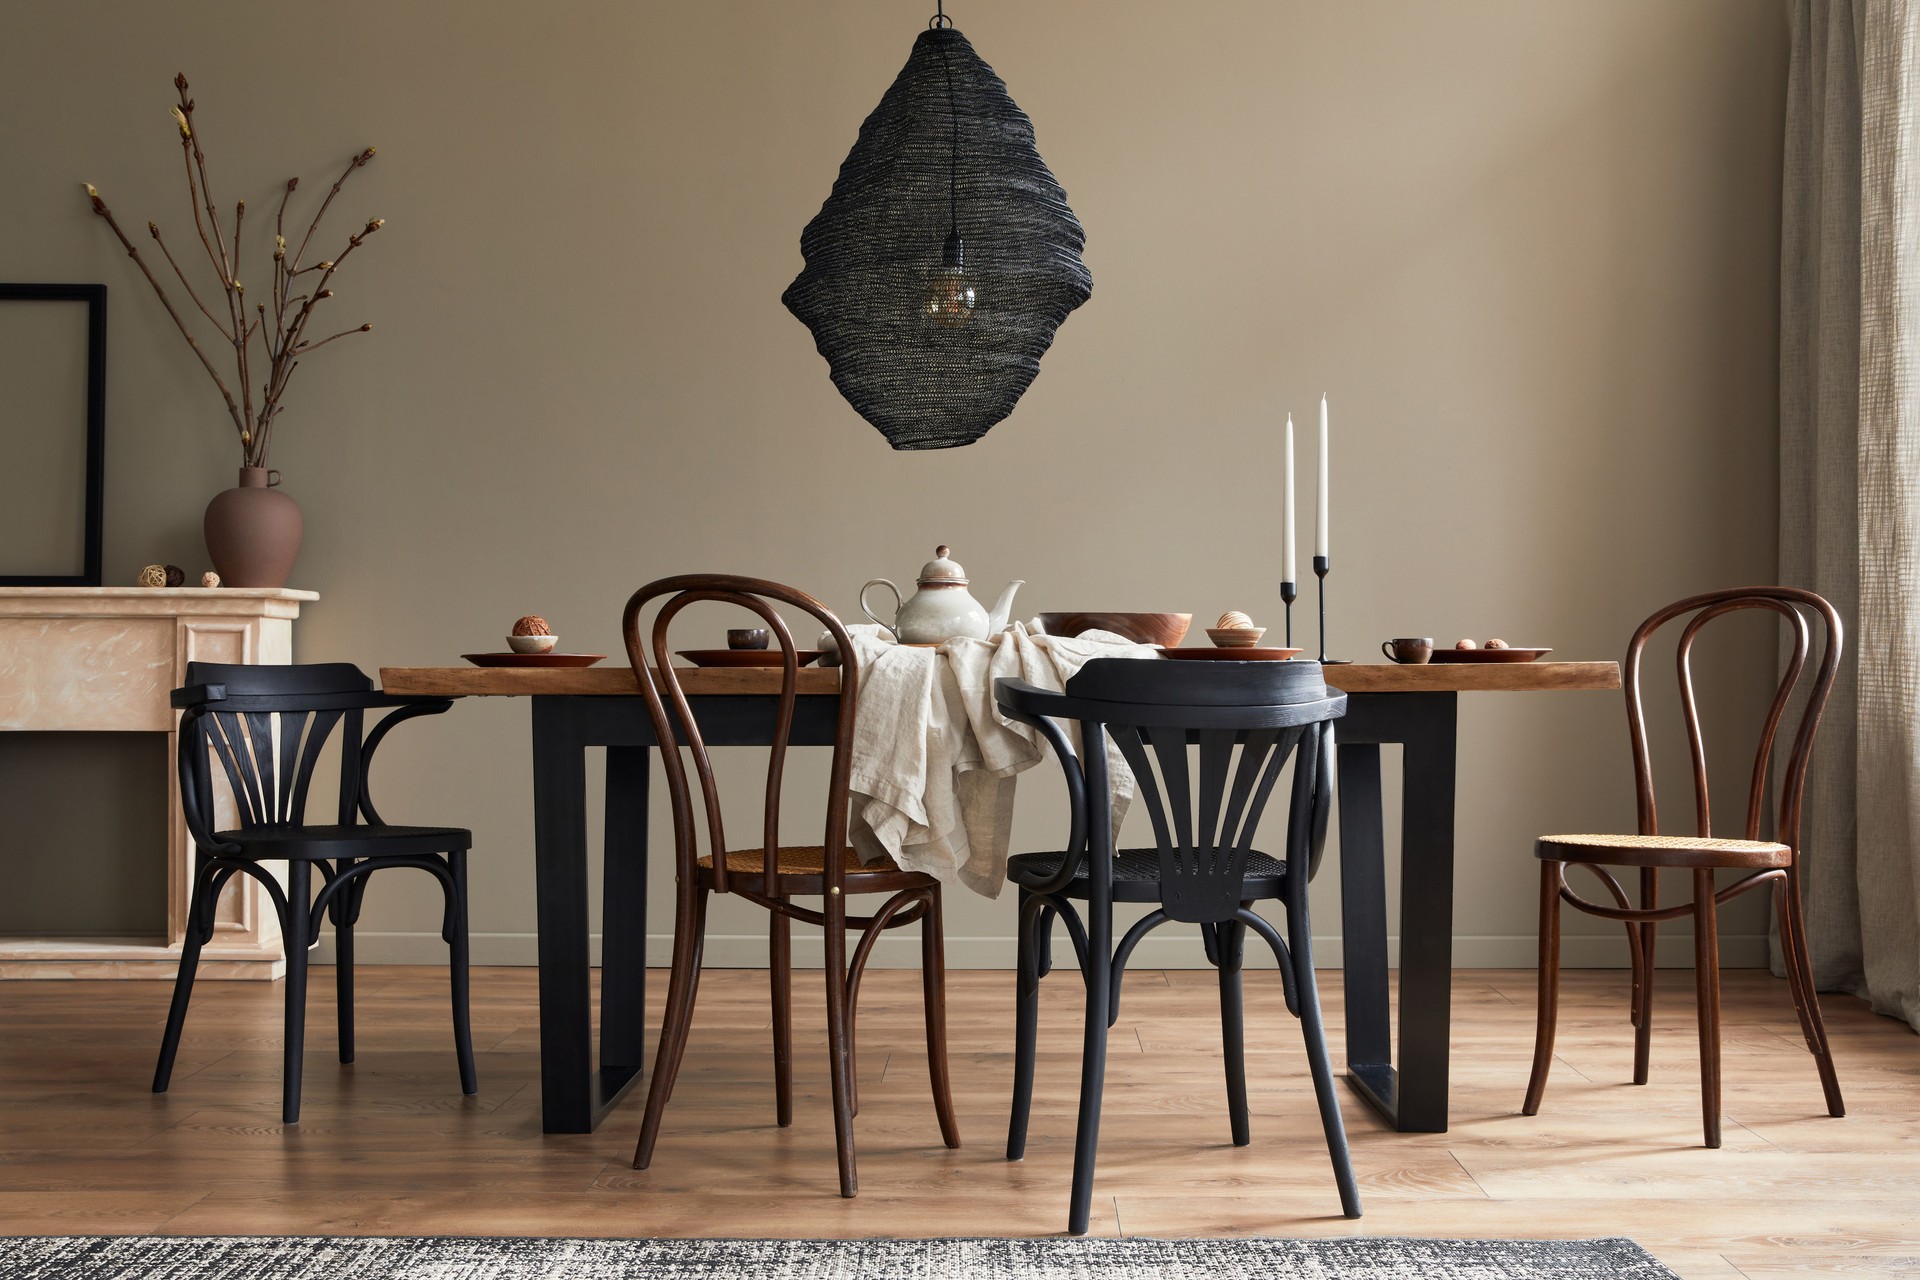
[987,580,1025,634]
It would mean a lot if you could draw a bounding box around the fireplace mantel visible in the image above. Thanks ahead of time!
[0,587,318,979]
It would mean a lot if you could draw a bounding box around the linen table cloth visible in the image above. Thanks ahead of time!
[842,622,1155,896]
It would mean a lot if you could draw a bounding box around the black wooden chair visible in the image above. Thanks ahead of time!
[995,658,1361,1235]
[155,661,477,1122]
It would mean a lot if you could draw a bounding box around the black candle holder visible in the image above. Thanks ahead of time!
[1314,555,1349,664]
[1280,579,1297,649]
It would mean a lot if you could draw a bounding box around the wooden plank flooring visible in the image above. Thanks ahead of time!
[0,965,1915,1278]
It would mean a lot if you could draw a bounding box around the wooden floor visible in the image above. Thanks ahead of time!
[0,965,1914,1278]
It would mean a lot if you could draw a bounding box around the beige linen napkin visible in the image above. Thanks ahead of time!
[843,621,1156,897]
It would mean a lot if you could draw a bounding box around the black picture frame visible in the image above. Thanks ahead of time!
[0,283,106,587]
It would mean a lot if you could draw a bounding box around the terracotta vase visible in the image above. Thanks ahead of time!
[204,466,303,588]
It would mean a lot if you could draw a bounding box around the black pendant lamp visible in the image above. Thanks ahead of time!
[782,5,1092,450]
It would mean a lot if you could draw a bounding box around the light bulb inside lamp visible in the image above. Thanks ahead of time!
[924,230,977,327]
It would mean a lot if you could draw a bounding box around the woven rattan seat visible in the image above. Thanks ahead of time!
[1009,847,1289,904]
[1536,832,1790,870]
[696,845,922,893]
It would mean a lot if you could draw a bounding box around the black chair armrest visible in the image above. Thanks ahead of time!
[995,677,1092,896]
[358,698,455,826]
[170,683,228,710]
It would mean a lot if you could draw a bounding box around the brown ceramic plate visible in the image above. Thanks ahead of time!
[1428,647,1552,664]
[463,652,606,668]
[1162,646,1303,662]
[676,650,824,668]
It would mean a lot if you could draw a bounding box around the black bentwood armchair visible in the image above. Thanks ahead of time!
[155,662,477,1122]
[995,658,1360,1235]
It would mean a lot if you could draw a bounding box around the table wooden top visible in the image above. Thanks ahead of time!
[379,660,1621,698]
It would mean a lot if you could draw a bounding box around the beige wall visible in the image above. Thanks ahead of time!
[2,1,1790,969]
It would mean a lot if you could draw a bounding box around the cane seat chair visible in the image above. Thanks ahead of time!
[624,575,960,1198]
[996,658,1360,1235]
[157,662,477,1123]
[1523,587,1846,1147]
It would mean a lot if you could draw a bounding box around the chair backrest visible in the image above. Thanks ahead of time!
[998,659,1346,923]
[621,575,860,898]
[175,661,373,836]
[1622,586,1841,848]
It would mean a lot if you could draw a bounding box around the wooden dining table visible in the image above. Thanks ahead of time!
[382,658,1620,1136]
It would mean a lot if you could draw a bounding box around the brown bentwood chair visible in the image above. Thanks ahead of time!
[623,575,960,1196]
[1524,586,1845,1147]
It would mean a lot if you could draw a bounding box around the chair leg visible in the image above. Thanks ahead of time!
[633,886,709,1171]
[1066,901,1112,1236]
[333,861,356,1066]
[1634,868,1658,1086]
[1692,868,1723,1149]
[447,851,478,1096]
[770,899,794,1128]
[153,862,216,1094]
[824,889,859,1198]
[282,861,312,1125]
[1288,872,1361,1220]
[921,884,961,1149]
[1780,871,1845,1117]
[1217,919,1251,1147]
[1007,890,1042,1161]
[1523,860,1563,1116]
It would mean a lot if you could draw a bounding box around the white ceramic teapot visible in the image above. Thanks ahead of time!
[860,545,1023,644]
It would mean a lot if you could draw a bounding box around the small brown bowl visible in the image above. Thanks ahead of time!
[1206,626,1268,648]
[1037,612,1192,648]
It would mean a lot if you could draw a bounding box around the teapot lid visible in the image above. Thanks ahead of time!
[917,545,968,586]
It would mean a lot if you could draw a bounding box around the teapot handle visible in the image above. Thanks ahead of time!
[859,579,903,641]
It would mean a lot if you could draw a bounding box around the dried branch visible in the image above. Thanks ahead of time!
[291,146,373,270]
[87,75,381,468]
[147,221,228,334]
[294,322,373,354]
[84,184,244,433]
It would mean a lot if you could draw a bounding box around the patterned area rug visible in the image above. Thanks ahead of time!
[0,1236,1679,1278]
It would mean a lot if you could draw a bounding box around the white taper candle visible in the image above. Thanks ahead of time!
[1316,394,1330,559]
[1283,414,1297,583]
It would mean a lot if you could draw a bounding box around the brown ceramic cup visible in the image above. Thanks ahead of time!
[727,628,770,650]
[1381,637,1434,664]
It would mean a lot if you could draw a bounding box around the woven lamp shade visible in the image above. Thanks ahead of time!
[782,26,1093,451]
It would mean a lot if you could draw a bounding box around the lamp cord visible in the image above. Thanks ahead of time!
[932,2,958,241]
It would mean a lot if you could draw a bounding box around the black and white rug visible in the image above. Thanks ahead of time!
[0,1236,1679,1278]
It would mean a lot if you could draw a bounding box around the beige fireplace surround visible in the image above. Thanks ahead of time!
[0,587,317,979]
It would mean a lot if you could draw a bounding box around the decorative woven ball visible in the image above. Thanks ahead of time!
[512,615,552,637]
[1455,638,1478,650]
[1485,638,1509,649]
[201,572,221,589]
[136,564,167,587]
[1216,611,1255,630]
[163,565,185,588]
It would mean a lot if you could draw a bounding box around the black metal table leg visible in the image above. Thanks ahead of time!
[1336,739,1395,1120]
[1334,691,1459,1133]
[600,745,650,1078]
[532,696,594,1133]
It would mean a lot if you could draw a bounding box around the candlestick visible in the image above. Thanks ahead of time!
[1283,414,1297,586]
[1281,578,1297,648]
[1313,554,1348,664]
[1316,395,1330,559]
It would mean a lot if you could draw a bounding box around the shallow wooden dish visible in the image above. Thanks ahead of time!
[1428,647,1552,664]
[1206,626,1268,647]
[676,649,824,668]
[463,652,606,668]
[1038,612,1192,648]
[1162,646,1302,662]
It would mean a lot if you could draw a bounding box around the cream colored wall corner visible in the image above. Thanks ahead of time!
[2,1,1788,970]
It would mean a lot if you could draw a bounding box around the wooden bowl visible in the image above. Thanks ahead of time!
[1037,612,1192,648]
[1206,626,1267,648]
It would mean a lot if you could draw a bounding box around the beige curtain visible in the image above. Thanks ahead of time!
[1781,0,1920,1031]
